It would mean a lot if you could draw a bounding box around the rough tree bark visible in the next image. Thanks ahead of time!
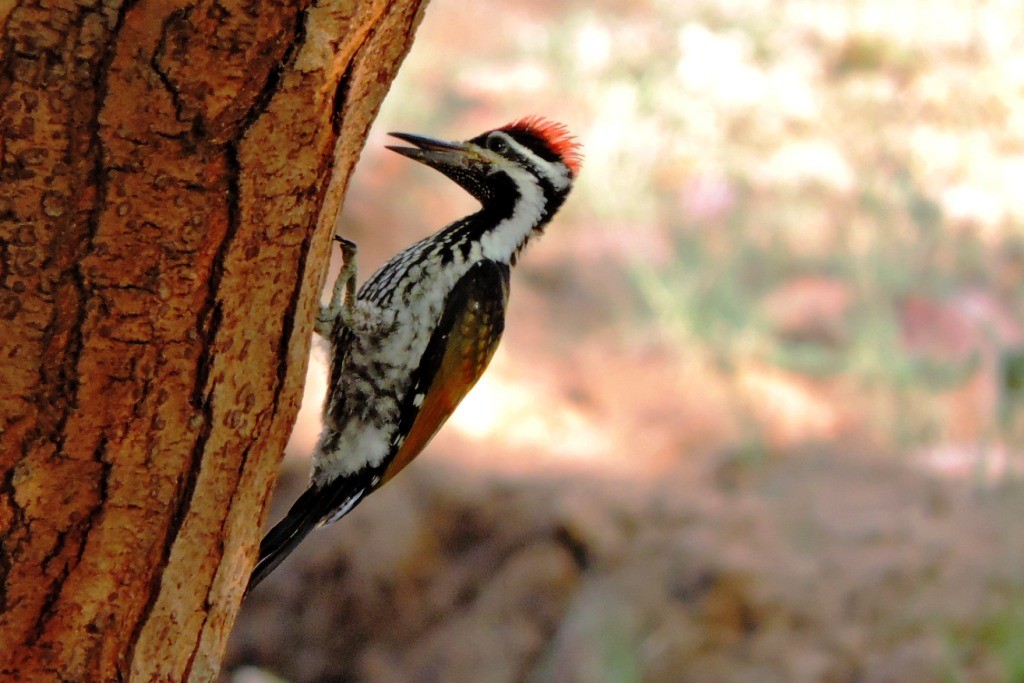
[0,0,428,679]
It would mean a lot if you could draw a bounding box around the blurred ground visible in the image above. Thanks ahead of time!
[226,0,1024,681]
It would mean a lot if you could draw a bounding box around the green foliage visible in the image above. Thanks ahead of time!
[943,598,1024,683]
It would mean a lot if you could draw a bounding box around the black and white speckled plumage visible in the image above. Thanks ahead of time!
[247,120,579,593]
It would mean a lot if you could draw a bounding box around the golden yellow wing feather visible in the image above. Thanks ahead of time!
[382,261,509,484]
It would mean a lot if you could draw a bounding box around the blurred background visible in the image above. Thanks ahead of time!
[226,0,1024,681]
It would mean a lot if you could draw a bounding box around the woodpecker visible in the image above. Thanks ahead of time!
[247,117,581,592]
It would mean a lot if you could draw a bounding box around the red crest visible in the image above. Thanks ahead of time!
[500,115,582,176]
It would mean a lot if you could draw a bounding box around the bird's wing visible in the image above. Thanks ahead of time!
[381,259,510,485]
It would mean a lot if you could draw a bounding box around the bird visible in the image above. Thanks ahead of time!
[246,116,581,592]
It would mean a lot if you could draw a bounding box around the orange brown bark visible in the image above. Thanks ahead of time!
[0,0,427,679]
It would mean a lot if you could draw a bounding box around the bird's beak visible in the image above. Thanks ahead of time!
[386,132,483,172]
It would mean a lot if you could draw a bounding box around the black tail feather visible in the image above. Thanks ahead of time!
[246,479,366,595]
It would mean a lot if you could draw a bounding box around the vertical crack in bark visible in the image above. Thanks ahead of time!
[123,304,221,670]
[26,439,111,647]
[264,5,315,420]
[26,532,73,645]
[179,12,327,680]
[6,0,141,644]
[50,0,140,450]
[122,301,218,670]
[237,6,309,135]
[330,58,358,136]
[73,447,112,569]
[205,0,315,430]
[0,466,21,615]
[268,10,384,427]
[48,266,89,452]
[149,7,191,123]
[133,7,315,674]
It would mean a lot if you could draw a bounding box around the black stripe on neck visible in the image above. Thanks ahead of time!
[437,169,564,266]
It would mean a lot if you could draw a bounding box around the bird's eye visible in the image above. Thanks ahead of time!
[487,135,509,153]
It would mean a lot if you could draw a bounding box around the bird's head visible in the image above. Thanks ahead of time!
[387,116,582,209]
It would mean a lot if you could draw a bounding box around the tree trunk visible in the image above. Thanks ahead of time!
[0,0,427,679]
